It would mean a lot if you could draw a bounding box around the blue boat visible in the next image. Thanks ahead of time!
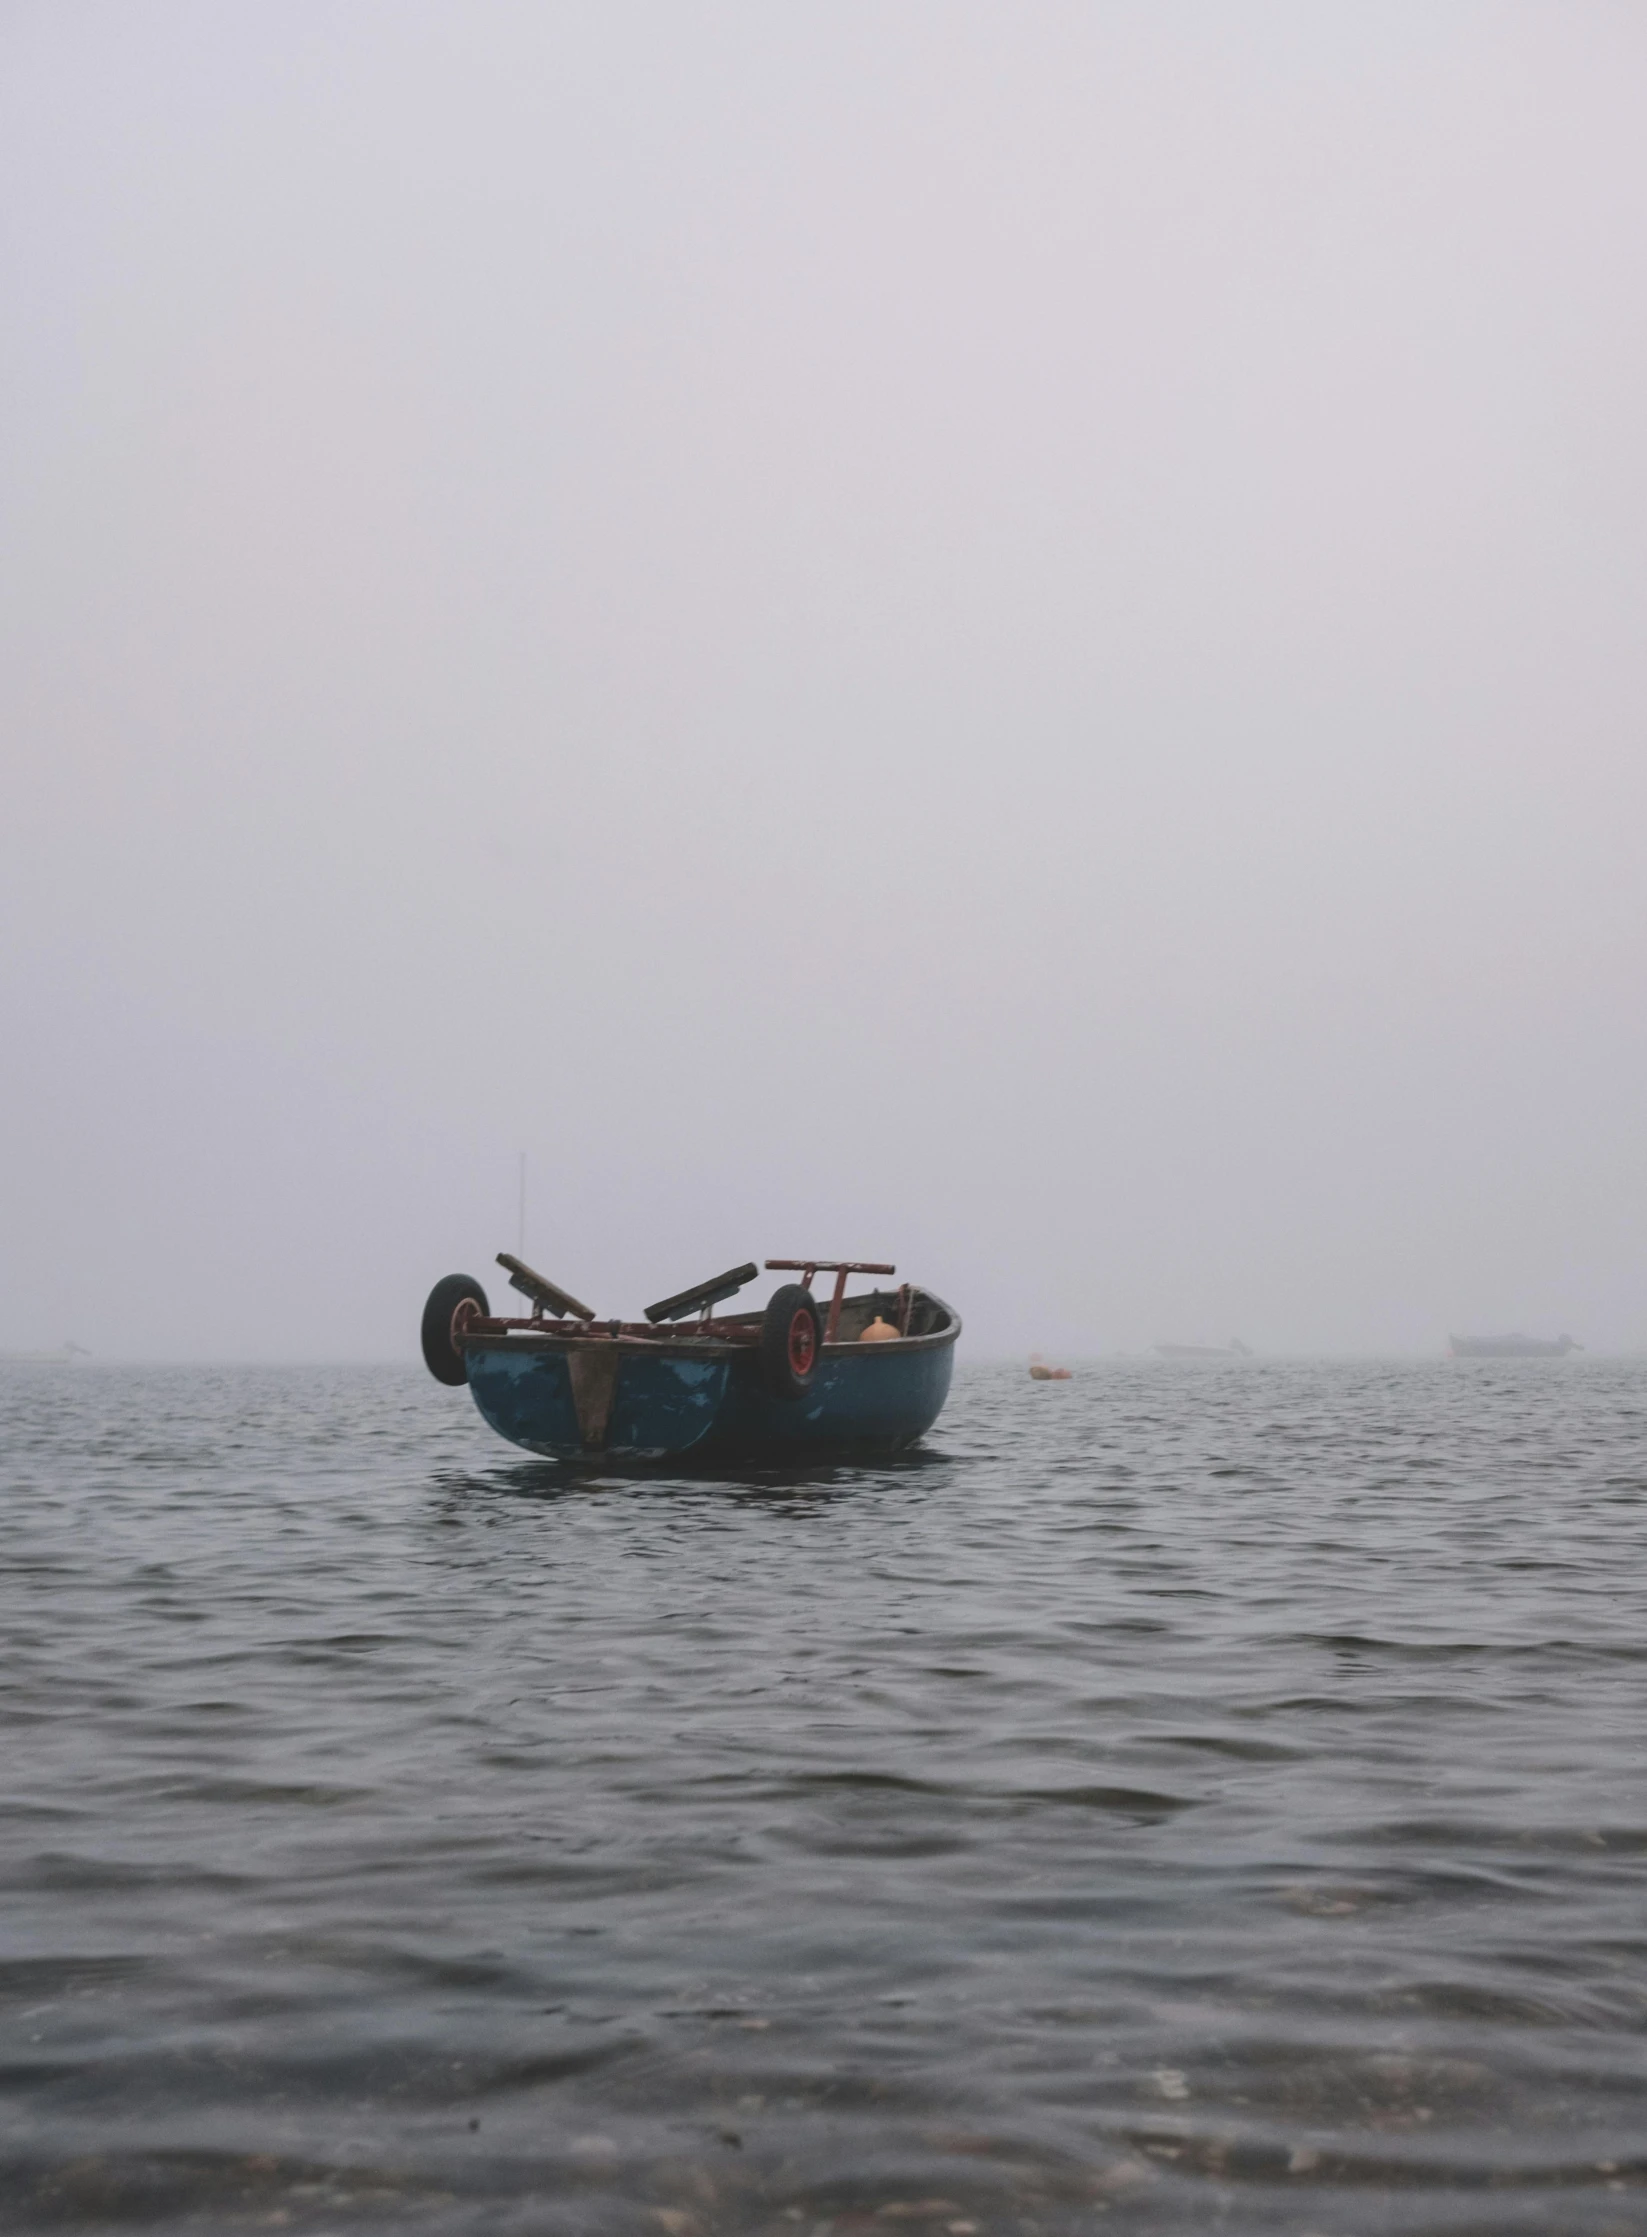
[420,1255,961,1463]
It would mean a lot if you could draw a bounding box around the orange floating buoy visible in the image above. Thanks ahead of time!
[860,1316,899,1342]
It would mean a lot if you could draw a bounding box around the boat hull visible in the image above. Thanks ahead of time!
[464,1310,958,1463]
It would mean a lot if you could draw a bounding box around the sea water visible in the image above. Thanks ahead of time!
[2,1359,1644,2234]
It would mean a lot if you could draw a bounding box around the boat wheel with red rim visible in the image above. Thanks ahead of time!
[761,1284,822,1401]
[421,1274,490,1386]
[788,1307,816,1375]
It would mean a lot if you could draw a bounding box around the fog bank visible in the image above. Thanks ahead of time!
[4,3,1645,1358]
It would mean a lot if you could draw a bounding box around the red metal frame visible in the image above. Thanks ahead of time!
[765,1260,895,1344]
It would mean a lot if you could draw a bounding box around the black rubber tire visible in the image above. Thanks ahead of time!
[760,1284,822,1402]
[421,1273,490,1386]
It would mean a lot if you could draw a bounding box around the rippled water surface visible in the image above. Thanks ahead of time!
[3,1358,1646,2235]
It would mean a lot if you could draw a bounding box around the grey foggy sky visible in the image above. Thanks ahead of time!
[3,1,1645,1359]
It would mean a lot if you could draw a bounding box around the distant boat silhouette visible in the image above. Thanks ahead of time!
[1155,1340,1252,1360]
[1448,1333,1581,1359]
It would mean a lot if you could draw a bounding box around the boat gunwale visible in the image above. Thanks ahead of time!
[461,1289,962,1364]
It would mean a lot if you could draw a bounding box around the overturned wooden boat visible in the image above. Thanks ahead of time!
[421,1255,960,1462]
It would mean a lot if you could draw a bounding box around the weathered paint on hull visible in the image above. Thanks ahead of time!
[464,1333,955,1463]
[466,1343,728,1459]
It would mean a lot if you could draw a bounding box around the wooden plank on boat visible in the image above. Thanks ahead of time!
[568,1345,621,1448]
[496,1253,596,1320]
[643,1262,759,1324]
